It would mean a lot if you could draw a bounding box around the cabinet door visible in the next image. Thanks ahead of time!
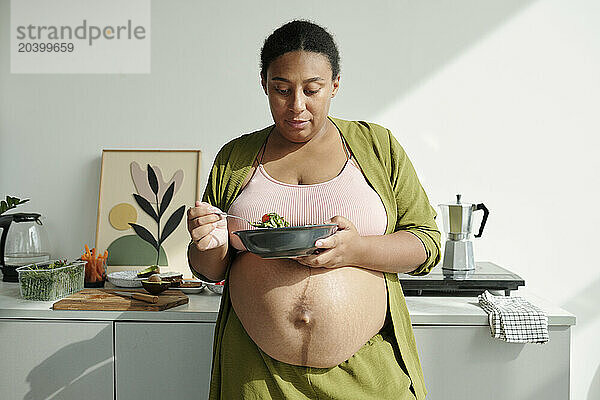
[115,322,215,400]
[0,320,114,400]
[413,325,571,400]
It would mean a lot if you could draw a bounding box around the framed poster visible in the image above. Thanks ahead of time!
[95,150,202,277]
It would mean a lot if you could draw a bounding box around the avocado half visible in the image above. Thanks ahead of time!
[137,265,160,278]
[141,280,170,295]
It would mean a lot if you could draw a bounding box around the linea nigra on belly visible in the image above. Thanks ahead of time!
[290,264,313,365]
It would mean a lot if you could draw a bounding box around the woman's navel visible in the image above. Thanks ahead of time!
[292,304,312,327]
[290,302,313,365]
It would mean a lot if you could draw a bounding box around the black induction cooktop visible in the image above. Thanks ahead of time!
[399,261,524,296]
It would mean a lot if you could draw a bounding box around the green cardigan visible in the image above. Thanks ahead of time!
[198,116,441,400]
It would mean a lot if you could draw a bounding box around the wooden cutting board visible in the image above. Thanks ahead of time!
[52,289,189,311]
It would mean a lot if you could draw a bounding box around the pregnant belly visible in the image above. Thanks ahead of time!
[229,251,388,368]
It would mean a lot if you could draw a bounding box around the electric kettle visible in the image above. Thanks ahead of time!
[0,213,51,282]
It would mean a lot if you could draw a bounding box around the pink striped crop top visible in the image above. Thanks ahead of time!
[227,128,388,251]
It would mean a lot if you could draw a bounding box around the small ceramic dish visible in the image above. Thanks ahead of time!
[107,271,144,287]
[178,280,206,294]
[205,282,225,295]
[159,272,183,280]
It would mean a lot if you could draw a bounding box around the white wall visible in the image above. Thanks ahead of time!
[1,1,598,398]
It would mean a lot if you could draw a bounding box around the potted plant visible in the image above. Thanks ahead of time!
[0,195,29,215]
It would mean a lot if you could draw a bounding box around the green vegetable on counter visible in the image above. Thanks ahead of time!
[18,259,84,301]
[21,259,69,271]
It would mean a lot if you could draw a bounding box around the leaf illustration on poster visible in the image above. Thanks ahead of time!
[128,164,186,266]
[130,161,184,205]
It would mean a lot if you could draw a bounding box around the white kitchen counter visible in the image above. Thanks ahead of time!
[0,280,576,400]
[405,288,575,326]
[0,280,222,322]
[0,281,575,326]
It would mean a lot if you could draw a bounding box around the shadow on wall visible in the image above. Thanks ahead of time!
[80,155,103,247]
[561,278,600,400]
[325,0,537,118]
[562,277,600,329]
[589,365,600,400]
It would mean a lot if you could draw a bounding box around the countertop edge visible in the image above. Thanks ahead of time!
[0,283,576,326]
[0,309,220,323]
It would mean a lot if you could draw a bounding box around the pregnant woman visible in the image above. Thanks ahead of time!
[187,20,440,400]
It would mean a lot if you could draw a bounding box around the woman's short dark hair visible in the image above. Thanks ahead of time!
[260,20,340,80]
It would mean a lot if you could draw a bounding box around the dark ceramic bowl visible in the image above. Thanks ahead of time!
[233,224,338,258]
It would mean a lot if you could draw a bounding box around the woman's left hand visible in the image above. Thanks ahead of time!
[292,215,363,268]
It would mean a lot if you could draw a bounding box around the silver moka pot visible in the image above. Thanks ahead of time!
[438,194,489,271]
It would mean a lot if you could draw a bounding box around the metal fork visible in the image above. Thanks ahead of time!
[213,211,263,227]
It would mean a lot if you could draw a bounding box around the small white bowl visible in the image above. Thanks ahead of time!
[206,282,224,295]
[178,281,206,294]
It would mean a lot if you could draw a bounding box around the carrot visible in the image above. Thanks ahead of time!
[82,245,107,282]
[101,251,108,279]
[89,259,96,282]
[85,261,92,282]
[95,259,105,281]
[99,258,106,279]
[98,263,105,280]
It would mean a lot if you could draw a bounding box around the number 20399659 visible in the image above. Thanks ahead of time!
[18,42,74,52]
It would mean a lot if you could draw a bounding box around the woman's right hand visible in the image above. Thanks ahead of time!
[187,201,229,251]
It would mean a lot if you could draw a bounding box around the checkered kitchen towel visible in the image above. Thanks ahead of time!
[478,290,549,343]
